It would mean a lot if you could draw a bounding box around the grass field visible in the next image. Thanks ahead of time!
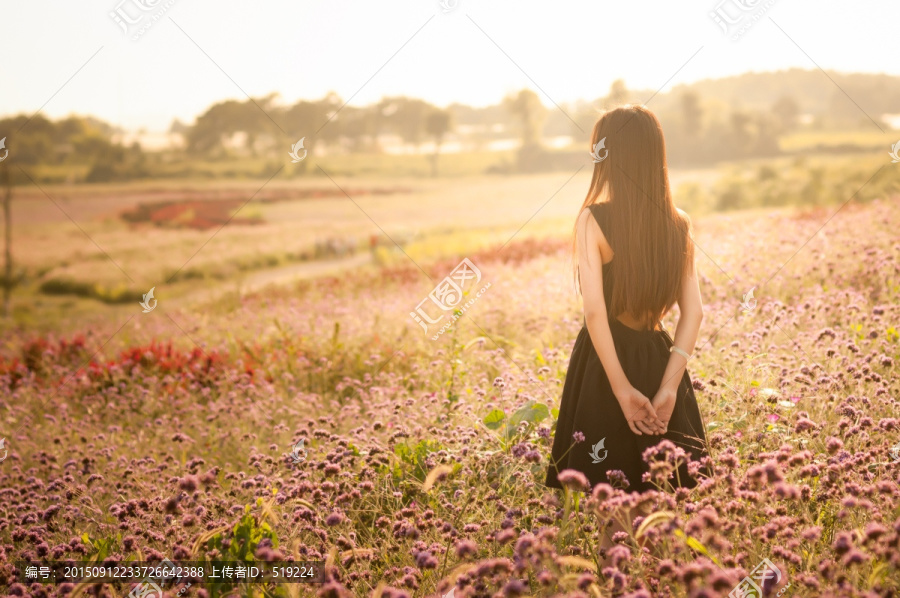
[1,164,899,596]
[778,129,893,153]
[2,166,728,332]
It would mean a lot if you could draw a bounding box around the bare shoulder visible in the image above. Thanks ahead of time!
[577,206,594,227]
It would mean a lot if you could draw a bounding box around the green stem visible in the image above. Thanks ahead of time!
[572,494,602,575]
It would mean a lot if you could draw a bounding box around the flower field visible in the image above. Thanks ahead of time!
[1,196,899,598]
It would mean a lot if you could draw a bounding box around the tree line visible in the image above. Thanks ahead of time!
[2,68,898,182]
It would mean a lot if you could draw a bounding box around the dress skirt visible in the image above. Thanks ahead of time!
[545,318,709,493]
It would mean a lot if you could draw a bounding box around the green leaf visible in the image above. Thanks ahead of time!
[508,400,550,428]
[551,407,559,418]
[706,421,722,431]
[483,409,506,430]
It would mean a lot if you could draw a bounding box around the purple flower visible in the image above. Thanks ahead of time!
[496,528,516,544]
[572,431,585,444]
[826,437,843,454]
[502,579,528,597]
[178,475,199,492]
[455,539,477,559]
[795,418,816,432]
[557,469,589,491]
[606,470,630,489]
[842,549,868,565]
[414,550,438,569]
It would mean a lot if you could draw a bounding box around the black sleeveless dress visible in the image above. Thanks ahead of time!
[545,202,709,493]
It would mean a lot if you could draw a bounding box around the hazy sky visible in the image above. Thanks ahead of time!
[2,0,899,131]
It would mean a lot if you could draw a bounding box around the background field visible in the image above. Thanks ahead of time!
[2,149,900,596]
[3,6,900,592]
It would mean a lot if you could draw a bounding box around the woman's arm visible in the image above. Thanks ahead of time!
[576,208,664,436]
[651,211,704,430]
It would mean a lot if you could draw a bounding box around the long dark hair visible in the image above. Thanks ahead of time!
[572,105,694,330]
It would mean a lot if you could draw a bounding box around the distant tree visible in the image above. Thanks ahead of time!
[186,100,245,155]
[771,95,800,133]
[503,89,547,148]
[56,116,90,140]
[169,118,189,135]
[280,99,329,170]
[185,96,278,157]
[605,79,630,107]
[283,101,329,138]
[0,115,53,166]
[752,113,781,156]
[680,91,703,138]
[315,91,344,147]
[241,93,280,156]
[570,102,600,140]
[339,105,380,151]
[425,108,453,177]
[729,111,754,157]
[377,97,433,151]
[0,113,142,183]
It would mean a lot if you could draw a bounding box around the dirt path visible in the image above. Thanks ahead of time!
[171,252,372,309]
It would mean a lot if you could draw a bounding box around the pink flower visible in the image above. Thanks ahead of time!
[455,539,477,559]
[767,414,780,423]
[795,418,816,432]
[557,469,590,491]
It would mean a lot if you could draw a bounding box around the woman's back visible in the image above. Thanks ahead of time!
[584,199,692,331]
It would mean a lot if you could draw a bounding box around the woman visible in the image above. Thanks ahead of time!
[545,105,709,496]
